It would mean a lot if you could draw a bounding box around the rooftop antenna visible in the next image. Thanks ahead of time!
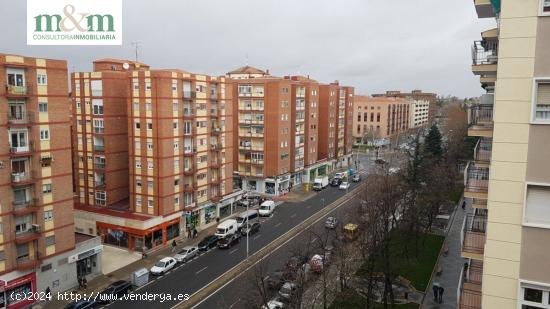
[131,41,142,61]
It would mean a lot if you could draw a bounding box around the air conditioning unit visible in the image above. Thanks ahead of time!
[31,224,40,232]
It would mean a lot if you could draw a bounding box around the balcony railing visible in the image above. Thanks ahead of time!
[461,213,487,256]
[16,255,39,270]
[474,138,492,163]
[94,145,105,152]
[464,163,489,194]
[183,91,196,99]
[8,112,33,124]
[13,199,39,216]
[472,40,498,66]
[15,226,41,244]
[469,104,493,129]
[9,142,33,154]
[6,84,29,96]
[458,259,483,309]
[11,171,35,185]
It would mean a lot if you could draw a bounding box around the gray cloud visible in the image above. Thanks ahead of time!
[0,0,494,97]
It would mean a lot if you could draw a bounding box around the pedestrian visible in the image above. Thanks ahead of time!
[462,200,466,210]
[216,217,220,224]
[45,286,51,296]
[77,276,83,289]
[193,228,197,238]
[82,276,88,289]
[187,228,192,239]
[438,286,445,303]
[432,283,439,301]
[171,239,177,252]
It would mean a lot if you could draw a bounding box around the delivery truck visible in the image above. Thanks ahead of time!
[312,176,329,191]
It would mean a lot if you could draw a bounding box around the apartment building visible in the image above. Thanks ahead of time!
[73,59,236,252]
[409,99,430,128]
[459,1,550,308]
[0,54,102,307]
[351,95,410,144]
[373,90,436,123]
[318,82,355,170]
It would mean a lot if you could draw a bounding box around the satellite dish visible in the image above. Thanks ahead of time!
[122,62,130,70]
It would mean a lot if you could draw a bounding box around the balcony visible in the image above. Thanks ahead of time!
[474,0,498,19]
[5,84,30,97]
[472,40,498,75]
[461,212,487,260]
[15,226,41,244]
[16,255,40,271]
[464,163,489,199]
[468,104,493,137]
[11,171,36,186]
[458,259,483,309]
[94,145,105,152]
[13,199,39,216]
[183,91,196,99]
[211,127,221,134]
[473,138,492,167]
[471,198,488,210]
[184,148,196,156]
[183,184,197,193]
[8,112,33,126]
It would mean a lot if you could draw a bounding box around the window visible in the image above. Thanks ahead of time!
[174,141,179,149]
[174,197,180,205]
[147,161,154,169]
[541,0,550,15]
[519,282,550,309]
[147,122,153,130]
[148,180,153,188]
[133,102,139,111]
[173,121,178,129]
[148,200,154,208]
[146,103,152,111]
[174,178,180,186]
[135,122,141,129]
[524,184,550,227]
[43,183,52,193]
[173,103,178,111]
[44,210,53,221]
[40,129,50,140]
[174,159,180,169]
[37,74,47,85]
[136,160,142,168]
[145,82,151,90]
[92,100,104,115]
[39,102,48,112]
[533,80,550,123]
[45,236,55,246]
[91,80,102,96]
[147,143,153,150]
[136,179,142,187]
[136,198,142,207]
[135,141,141,150]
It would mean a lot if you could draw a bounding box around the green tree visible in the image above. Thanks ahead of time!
[424,124,443,159]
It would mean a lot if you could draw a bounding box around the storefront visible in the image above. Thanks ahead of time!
[0,272,36,309]
[203,205,217,225]
[97,217,182,252]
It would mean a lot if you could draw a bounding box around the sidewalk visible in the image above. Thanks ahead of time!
[422,197,469,309]
[33,224,219,309]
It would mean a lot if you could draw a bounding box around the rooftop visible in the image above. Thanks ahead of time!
[227,65,267,75]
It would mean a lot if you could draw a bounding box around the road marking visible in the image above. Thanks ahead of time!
[290,213,296,218]
[229,298,241,308]
[229,248,238,255]
[274,222,282,227]
[185,185,364,309]
[196,267,208,275]
[310,238,318,244]
[253,234,261,240]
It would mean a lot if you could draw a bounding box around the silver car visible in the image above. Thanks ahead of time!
[173,246,199,263]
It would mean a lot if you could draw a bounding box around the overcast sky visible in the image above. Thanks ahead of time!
[1,0,494,98]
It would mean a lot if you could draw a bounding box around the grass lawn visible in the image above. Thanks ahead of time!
[330,289,419,309]
[449,183,464,203]
[358,231,445,292]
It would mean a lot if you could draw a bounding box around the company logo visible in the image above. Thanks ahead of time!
[27,0,122,45]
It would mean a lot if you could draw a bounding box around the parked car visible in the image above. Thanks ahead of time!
[334,172,345,179]
[96,280,133,304]
[241,222,261,236]
[352,174,361,182]
[64,301,96,309]
[325,217,338,229]
[259,200,276,217]
[236,210,259,230]
[218,234,240,249]
[278,282,298,300]
[173,246,199,263]
[339,181,350,190]
[150,257,177,275]
[215,219,238,238]
[261,299,285,309]
[198,235,219,251]
[330,178,342,187]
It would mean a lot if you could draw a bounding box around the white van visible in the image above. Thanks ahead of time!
[215,219,238,238]
[236,210,259,229]
[259,200,276,217]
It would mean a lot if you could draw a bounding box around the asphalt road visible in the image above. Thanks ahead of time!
[107,154,373,309]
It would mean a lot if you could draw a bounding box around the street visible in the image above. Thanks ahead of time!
[105,153,374,309]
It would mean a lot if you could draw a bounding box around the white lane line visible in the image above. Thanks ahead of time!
[310,238,318,244]
[196,266,208,275]
[229,298,241,308]
[253,234,261,240]
[274,222,282,227]
[290,213,297,218]
[229,248,238,255]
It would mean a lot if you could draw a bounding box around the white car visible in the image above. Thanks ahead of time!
[150,257,177,275]
[261,299,284,309]
[339,181,350,190]
[173,246,198,263]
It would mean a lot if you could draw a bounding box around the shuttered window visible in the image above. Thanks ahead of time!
[535,82,550,122]
[544,0,550,12]
[525,185,550,226]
